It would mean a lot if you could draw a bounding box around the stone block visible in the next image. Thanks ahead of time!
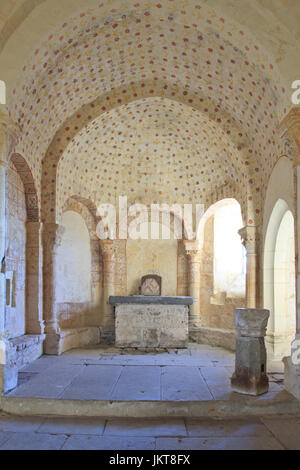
[231,336,269,395]
[115,304,188,349]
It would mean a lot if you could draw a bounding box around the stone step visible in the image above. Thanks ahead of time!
[1,395,300,419]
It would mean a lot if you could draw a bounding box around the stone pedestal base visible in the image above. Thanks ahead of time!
[115,303,189,349]
[284,356,300,400]
[44,327,100,355]
[231,336,269,395]
[231,308,270,396]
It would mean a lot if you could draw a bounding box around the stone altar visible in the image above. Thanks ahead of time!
[109,296,193,349]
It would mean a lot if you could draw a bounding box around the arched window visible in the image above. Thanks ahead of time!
[213,200,246,298]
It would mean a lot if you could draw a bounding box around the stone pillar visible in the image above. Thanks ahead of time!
[43,223,64,354]
[239,225,259,308]
[184,240,201,328]
[231,308,270,396]
[26,221,44,334]
[101,240,116,341]
[0,105,19,392]
[280,108,300,398]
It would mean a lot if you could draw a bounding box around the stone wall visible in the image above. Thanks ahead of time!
[5,161,26,338]
[127,238,178,296]
[55,210,93,329]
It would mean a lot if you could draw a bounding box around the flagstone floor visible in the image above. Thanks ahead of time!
[0,414,300,450]
[1,343,299,450]
[6,343,285,402]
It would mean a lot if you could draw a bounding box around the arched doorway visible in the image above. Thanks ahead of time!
[264,199,296,367]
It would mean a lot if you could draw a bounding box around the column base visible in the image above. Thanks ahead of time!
[231,336,269,396]
[284,356,300,400]
[44,327,101,355]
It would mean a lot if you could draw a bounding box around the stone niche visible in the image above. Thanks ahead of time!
[109,296,193,349]
[140,275,162,296]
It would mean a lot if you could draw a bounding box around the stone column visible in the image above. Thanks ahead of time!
[43,223,64,354]
[279,108,300,398]
[101,240,116,341]
[231,308,270,396]
[239,225,259,308]
[184,240,201,328]
[0,105,19,392]
[26,222,44,334]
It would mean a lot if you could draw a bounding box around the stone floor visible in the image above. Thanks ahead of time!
[0,414,300,449]
[1,343,299,450]
[7,343,285,401]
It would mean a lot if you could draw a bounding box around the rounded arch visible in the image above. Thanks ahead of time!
[10,153,39,222]
[264,198,296,363]
[61,196,102,305]
[197,197,245,248]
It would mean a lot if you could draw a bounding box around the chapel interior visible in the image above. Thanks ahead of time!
[0,0,300,451]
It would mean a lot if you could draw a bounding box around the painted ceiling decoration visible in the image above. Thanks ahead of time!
[0,0,294,228]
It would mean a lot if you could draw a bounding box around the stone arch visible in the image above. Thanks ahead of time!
[263,199,296,365]
[197,197,245,248]
[10,153,39,222]
[61,196,102,307]
[42,82,253,224]
[5,152,42,336]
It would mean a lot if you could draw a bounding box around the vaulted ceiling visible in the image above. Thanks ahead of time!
[0,0,297,225]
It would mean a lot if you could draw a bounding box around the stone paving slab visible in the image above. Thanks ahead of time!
[62,435,156,450]
[0,432,13,447]
[59,365,122,400]
[161,366,213,401]
[37,417,106,435]
[0,432,67,450]
[155,436,284,450]
[0,415,43,432]
[9,364,84,398]
[261,417,300,450]
[111,366,161,401]
[186,417,273,438]
[105,418,187,437]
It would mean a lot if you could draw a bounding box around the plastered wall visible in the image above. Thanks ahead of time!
[5,161,26,338]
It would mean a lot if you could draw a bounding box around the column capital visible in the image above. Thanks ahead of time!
[183,240,201,259]
[101,239,116,260]
[238,225,260,254]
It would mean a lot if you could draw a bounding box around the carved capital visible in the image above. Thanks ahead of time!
[101,240,116,261]
[238,226,259,254]
[183,240,201,261]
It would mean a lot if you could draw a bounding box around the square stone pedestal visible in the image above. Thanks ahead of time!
[110,296,192,349]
